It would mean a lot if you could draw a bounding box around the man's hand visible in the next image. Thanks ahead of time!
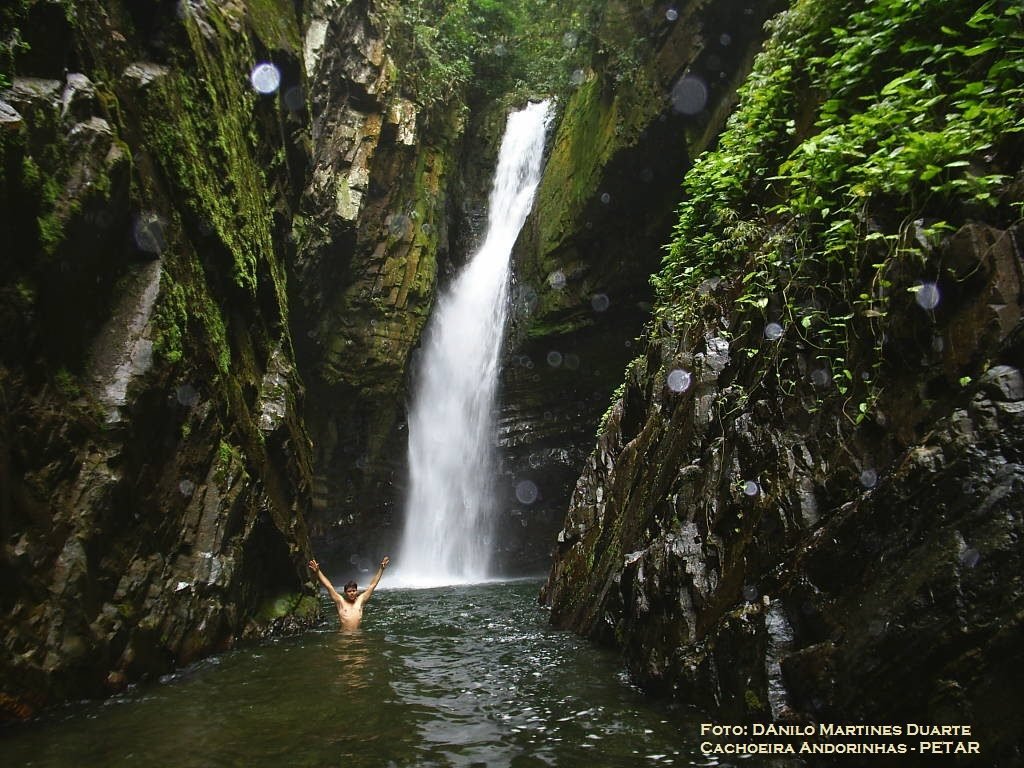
[380,556,390,569]
[308,559,320,574]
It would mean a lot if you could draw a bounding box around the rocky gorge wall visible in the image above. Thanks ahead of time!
[542,0,1024,762]
[293,0,787,573]
[495,0,786,574]
[1,0,317,717]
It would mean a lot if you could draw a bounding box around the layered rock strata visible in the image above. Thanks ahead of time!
[0,0,316,716]
[543,0,1024,760]
[292,0,466,559]
[497,0,785,574]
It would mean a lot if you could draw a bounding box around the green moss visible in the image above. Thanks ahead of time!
[36,211,65,255]
[525,316,591,339]
[54,367,81,398]
[20,153,70,255]
[597,354,643,434]
[534,76,617,258]
[14,280,35,305]
[744,688,766,712]
[214,439,242,484]
[20,154,41,188]
[203,292,232,375]
[254,592,318,625]
[152,279,188,366]
[243,0,302,55]
[0,1,33,87]
[137,2,289,325]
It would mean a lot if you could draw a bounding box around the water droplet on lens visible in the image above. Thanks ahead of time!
[515,480,539,505]
[250,62,281,94]
[548,270,567,290]
[494,43,508,57]
[179,479,196,496]
[591,293,610,312]
[915,281,940,310]
[810,368,832,389]
[570,69,586,86]
[547,350,563,367]
[859,469,878,488]
[720,33,732,46]
[389,213,408,236]
[666,368,692,393]
[176,384,199,407]
[666,8,679,21]
[960,548,981,568]
[670,75,708,115]
[133,213,166,255]
[600,192,611,204]
[563,32,578,49]
[743,585,759,601]
[764,322,784,340]
[284,85,304,111]
[697,277,721,295]
[563,353,581,371]
[743,480,760,496]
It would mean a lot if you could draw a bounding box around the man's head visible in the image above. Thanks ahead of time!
[343,580,358,602]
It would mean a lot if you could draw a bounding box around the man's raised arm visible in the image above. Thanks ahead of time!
[358,556,390,604]
[308,559,342,604]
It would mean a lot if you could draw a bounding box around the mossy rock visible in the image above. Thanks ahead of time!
[253,592,319,626]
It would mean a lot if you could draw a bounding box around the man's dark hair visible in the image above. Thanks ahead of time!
[344,580,358,590]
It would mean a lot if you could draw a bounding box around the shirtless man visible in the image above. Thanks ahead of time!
[308,556,390,630]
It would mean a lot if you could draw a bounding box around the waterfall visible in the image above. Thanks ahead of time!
[394,100,551,587]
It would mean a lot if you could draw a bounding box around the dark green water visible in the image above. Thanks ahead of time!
[2,581,726,767]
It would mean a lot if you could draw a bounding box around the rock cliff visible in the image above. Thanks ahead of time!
[543,0,1024,761]
[498,0,784,573]
[291,0,470,561]
[1,0,316,716]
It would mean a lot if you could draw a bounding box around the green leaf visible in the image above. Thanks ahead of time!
[962,41,998,56]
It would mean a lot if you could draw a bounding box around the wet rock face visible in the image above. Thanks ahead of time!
[494,302,651,575]
[542,216,1024,754]
[498,0,784,576]
[1,0,316,717]
[292,0,464,553]
[293,0,785,568]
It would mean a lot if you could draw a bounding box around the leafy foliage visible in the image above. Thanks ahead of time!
[653,0,1023,419]
[0,0,34,88]
[384,0,615,106]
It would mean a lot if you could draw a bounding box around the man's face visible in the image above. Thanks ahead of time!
[343,586,358,603]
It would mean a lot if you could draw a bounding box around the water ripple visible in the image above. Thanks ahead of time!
[2,582,725,768]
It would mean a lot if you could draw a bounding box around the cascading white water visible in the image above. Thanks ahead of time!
[394,100,551,587]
